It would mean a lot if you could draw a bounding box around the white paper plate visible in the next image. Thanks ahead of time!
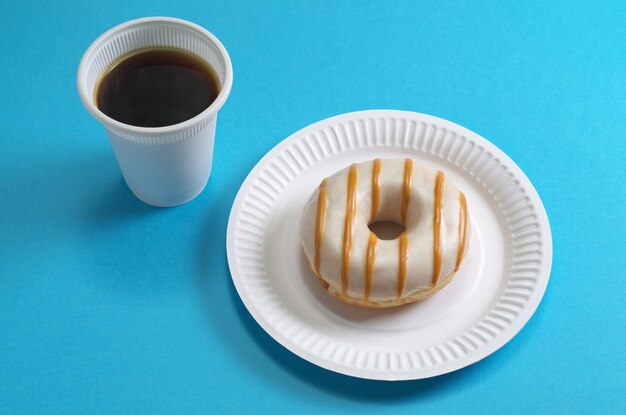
[226,110,552,380]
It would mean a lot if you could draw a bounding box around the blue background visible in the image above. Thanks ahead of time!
[1,1,625,413]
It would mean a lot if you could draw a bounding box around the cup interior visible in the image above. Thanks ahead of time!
[78,18,232,131]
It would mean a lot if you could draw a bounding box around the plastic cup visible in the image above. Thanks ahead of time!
[77,17,233,207]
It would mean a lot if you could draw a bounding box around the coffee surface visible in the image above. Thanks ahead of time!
[95,48,220,127]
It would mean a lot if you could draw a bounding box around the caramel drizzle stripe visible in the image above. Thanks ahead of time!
[431,171,445,285]
[397,232,409,298]
[365,159,381,300]
[397,159,413,297]
[341,164,358,294]
[454,192,468,272]
[313,179,328,275]
[371,159,381,218]
[364,232,378,300]
[401,159,413,223]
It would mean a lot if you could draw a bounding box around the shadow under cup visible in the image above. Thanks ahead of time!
[77,17,233,207]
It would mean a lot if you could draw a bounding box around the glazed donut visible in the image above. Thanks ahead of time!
[299,158,470,307]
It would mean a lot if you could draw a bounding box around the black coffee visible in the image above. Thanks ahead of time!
[95,48,220,127]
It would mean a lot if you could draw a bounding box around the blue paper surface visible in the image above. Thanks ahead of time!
[1,1,625,413]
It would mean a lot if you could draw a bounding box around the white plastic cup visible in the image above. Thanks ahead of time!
[77,17,233,207]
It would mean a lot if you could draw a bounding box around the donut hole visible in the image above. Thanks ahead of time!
[368,220,406,240]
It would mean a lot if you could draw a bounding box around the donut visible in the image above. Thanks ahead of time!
[299,158,470,307]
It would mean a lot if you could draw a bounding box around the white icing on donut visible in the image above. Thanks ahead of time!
[299,158,470,306]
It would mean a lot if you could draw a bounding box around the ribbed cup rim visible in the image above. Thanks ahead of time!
[77,17,233,141]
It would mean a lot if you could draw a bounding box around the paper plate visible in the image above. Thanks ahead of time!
[226,110,552,380]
